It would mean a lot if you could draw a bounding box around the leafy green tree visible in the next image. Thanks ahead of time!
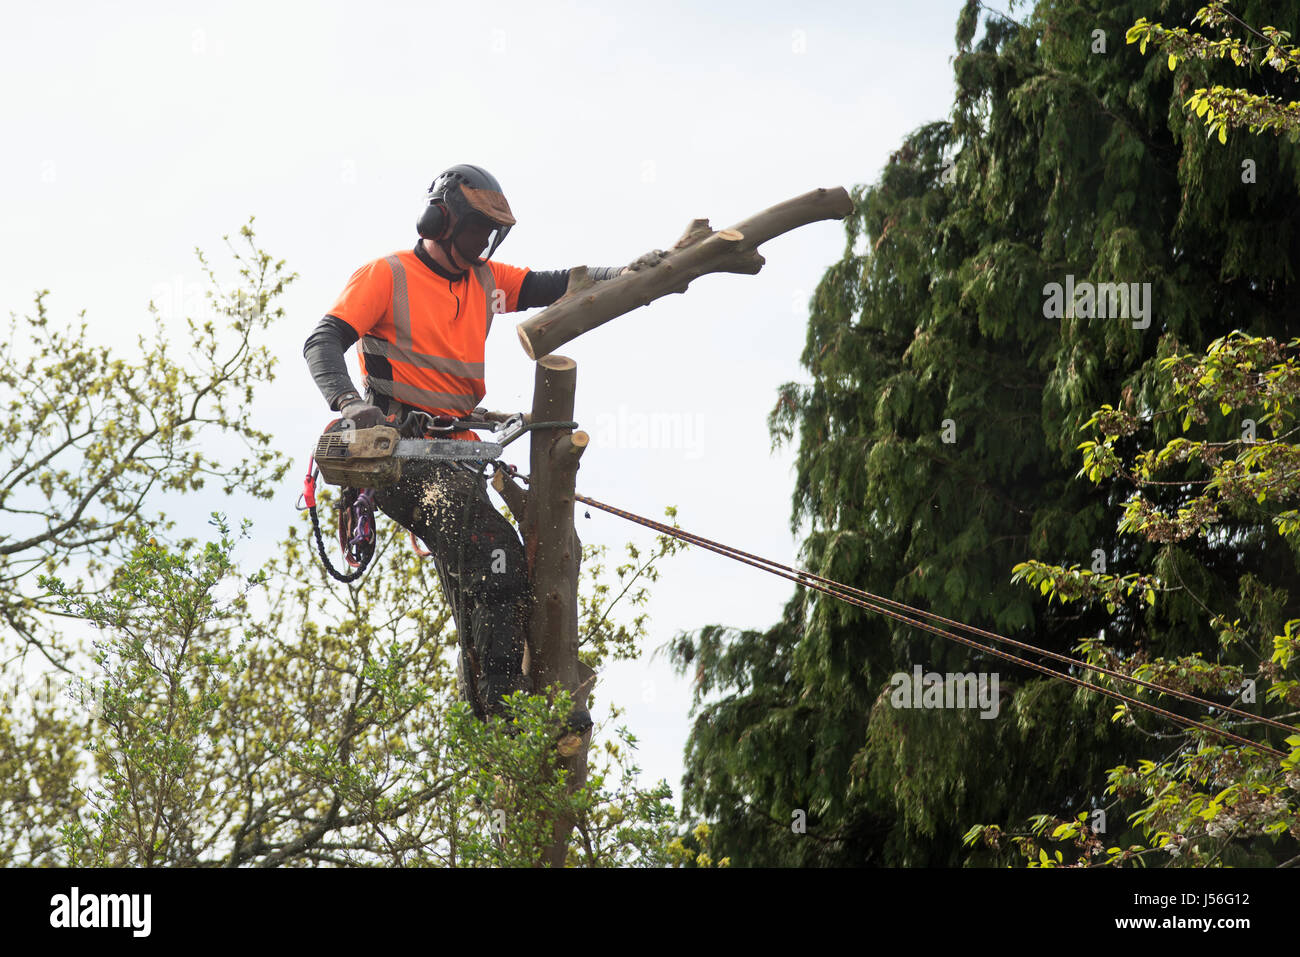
[672,0,1300,866]
[578,505,689,666]
[9,505,681,868]
[0,223,683,867]
[980,3,1300,868]
[971,336,1300,867]
[0,674,87,866]
[0,222,290,672]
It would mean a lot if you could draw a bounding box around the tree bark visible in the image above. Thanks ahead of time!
[516,186,855,359]
[516,355,591,867]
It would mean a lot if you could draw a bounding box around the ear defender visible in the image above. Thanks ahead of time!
[416,195,450,240]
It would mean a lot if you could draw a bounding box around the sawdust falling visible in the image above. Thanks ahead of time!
[419,476,451,514]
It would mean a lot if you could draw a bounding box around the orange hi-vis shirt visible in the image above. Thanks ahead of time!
[326,249,530,418]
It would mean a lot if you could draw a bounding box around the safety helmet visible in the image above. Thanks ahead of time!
[416,164,515,266]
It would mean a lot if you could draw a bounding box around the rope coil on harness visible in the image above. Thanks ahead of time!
[302,459,376,583]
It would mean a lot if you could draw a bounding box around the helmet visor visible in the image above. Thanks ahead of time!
[451,212,510,264]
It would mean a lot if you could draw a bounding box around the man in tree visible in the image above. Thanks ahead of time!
[303,163,625,729]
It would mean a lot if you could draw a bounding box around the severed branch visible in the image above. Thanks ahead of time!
[490,469,529,519]
[516,186,854,359]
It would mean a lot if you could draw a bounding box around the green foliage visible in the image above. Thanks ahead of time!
[8,507,680,867]
[0,221,291,671]
[982,334,1300,867]
[446,694,677,867]
[666,821,732,868]
[579,505,689,667]
[43,517,263,866]
[0,677,88,866]
[676,0,1300,867]
[1128,2,1300,143]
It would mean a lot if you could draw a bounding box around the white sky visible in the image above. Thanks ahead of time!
[2,0,966,809]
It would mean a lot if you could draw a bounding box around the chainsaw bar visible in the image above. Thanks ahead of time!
[314,425,503,489]
[393,438,504,460]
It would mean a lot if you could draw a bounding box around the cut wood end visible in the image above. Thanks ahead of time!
[538,354,576,372]
[516,324,537,359]
[827,185,855,214]
[490,471,505,492]
[559,432,588,461]
[717,228,744,241]
[557,733,584,757]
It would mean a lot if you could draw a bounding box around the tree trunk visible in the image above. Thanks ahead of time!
[501,355,592,867]
[516,186,855,359]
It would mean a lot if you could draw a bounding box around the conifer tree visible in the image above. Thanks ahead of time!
[673,0,1300,865]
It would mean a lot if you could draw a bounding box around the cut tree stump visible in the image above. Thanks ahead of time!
[498,356,591,867]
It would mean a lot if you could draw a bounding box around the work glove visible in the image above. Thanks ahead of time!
[621,248,669,275]
[337,393,386,430]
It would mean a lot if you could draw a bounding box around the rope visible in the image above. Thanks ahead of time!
[302,460,374,584]
[308,499,373,583]
[499,419,579,449]
[570,491,1291,760]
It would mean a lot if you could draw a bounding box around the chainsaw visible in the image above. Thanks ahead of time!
[302,408,576,584]
[311,409,527,489]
